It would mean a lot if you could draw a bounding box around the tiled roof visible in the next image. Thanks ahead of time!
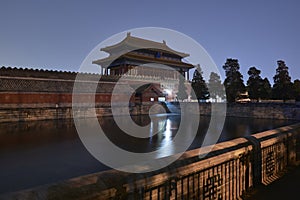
[100,32,189,58]
[0,66,122,93]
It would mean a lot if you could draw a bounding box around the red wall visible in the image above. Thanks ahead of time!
[0,93,115,104]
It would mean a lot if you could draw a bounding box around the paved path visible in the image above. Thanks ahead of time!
[244,166,300,200]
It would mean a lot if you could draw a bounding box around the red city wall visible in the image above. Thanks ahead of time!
[0,93,115,104]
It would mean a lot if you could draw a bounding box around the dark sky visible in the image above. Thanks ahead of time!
[0,0,299,82]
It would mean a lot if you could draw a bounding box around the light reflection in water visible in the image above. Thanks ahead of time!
[156,119,175,158]
[164,119,172,142]
[149,120,153,143]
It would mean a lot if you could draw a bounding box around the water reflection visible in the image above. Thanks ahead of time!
[155,119,175,157]
[0,115,297,194]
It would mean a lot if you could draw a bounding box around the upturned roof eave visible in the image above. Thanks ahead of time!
[92,54,194,69]
[100,33,189,58]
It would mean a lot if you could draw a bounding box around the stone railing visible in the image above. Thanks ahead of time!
[1,123,300,200]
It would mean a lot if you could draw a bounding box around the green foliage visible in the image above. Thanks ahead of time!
[272,60,294,102]
[223,58,246,102]
[208,72,225,101]
[176,73,188,100]
[191,67,209,101]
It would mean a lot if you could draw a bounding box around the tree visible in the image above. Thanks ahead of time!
[247,67,262,101]
[247,66,263,102]
[272,60,293,102]
[191,67,209,101]
[208,72,225,101]
[247,67,272,101]
[260,78,272,100]
[293,79,300,102]
[223,58,246,102]
[176,73,188,100]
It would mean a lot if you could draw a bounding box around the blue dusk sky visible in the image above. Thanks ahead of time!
[0,0,299,83]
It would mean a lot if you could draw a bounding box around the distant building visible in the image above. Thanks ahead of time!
[235,91,251,103]
[92,33,195,101]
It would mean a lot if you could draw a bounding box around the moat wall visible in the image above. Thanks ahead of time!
[0,103,158,123]
[0,103,300,123]
[225,102,300,120]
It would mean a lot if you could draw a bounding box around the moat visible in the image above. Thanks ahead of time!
[0,115,297,194]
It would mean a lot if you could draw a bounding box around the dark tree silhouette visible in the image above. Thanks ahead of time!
[293,79,300,102]
[223,58,246,102]
[247,66,263,102]
[191,67,209,101]
[260,78,272,100]
[247,67,262,101]
[208,72,225,101]
[272,60,293,102]
[176,74,188,100]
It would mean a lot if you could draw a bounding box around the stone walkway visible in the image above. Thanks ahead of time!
[244,165,300,200]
